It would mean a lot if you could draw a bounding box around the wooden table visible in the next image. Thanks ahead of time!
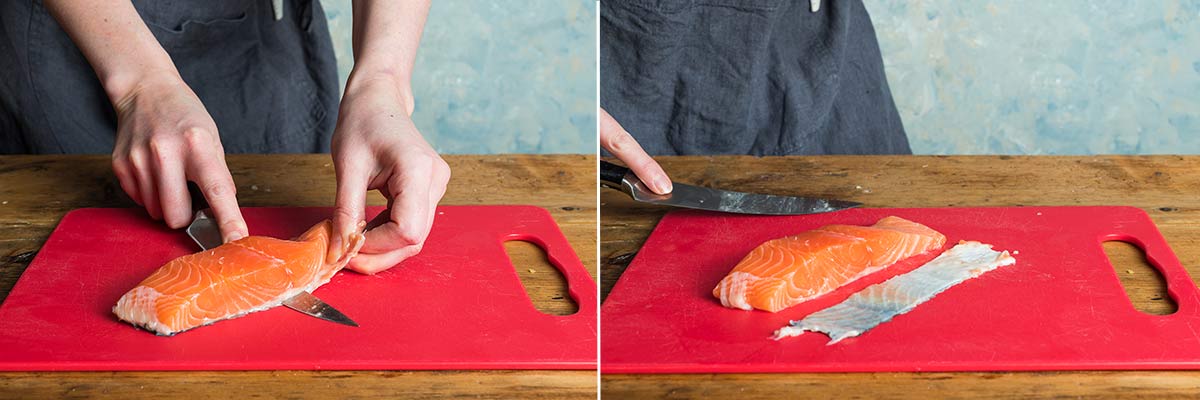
[0,154,598,399]
[600,155,1200,399]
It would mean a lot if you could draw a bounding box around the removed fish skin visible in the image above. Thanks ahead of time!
[113,220,364,336]
[714,216,946,313]
[774,241,1016,344]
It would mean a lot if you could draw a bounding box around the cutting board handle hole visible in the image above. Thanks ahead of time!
[1103,240,1177,315]
[503,240,579,316]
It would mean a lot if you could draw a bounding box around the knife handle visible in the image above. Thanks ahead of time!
[187,181,210,212]
[600,160,631,187]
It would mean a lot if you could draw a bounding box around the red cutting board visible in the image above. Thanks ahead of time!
[0,206,596,371]
[601,206,1200,373]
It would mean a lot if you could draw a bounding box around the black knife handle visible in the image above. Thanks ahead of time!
[600,160,631,186]
[187,181,210,212]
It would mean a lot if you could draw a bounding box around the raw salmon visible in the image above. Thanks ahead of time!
[113,220,364,336]
[774,241,1015,343]
[713,216,945,312]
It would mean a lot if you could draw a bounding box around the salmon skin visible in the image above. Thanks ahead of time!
[113,220,365,336]
[774,241,1016,343]
[713,216,946,313]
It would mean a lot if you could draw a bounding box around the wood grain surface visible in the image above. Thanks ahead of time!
[0,154,598,399]
[600,155,1200,399]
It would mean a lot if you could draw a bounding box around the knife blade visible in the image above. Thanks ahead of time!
[599,160,861,215]
[185,182,359,327]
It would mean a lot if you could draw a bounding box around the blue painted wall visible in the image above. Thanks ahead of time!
[867,0,1200,154]
[318,1,1198,155]
[321,1,596,154]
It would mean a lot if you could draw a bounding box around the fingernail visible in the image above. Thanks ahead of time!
[655,177,673,194]
[226,232,246,242]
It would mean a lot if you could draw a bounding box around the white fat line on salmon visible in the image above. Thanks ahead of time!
[774,241,1016,344]
[229,241,286,264]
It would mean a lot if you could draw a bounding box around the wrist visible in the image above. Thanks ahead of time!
[104,65,184,111]
[343,69,415,117]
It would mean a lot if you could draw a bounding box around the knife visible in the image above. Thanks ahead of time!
[185,182,359,327]
[599,160,861,215]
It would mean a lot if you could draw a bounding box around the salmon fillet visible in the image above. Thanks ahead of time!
[113,220,365,336]
[713,217,946,312]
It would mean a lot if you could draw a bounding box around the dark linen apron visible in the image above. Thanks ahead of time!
[600,0,910,156]
[0,0,339,154]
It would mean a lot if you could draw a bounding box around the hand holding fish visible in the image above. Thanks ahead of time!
[327,0,441,274]
[330,76,450,275]
[600,108,672,195]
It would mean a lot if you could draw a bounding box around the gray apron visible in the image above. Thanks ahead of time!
[0,0,339,154]
[600,0,910,156]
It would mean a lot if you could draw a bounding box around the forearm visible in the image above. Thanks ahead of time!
[346,0,431,115]
[43,1,179,106]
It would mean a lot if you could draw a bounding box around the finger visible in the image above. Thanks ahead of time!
[151,140,192,229]
[599,108,672,194]
[112,158,143,206]
[130,149,162,221]
[360,168,433,254]
[187,147,247,242]
[331,156,371,263]
[428,158,450,207]
[422,159,450,241]
[345,244,423,275]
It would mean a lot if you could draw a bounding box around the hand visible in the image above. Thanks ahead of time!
[110,74,248,242]
[600,108,672,194]
[330,78,450,274]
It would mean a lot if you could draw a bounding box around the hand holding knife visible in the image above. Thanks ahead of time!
[600,160,860,215]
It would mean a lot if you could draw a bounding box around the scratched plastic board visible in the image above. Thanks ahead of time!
[0,206,596,371]
[601,206,1200,373]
